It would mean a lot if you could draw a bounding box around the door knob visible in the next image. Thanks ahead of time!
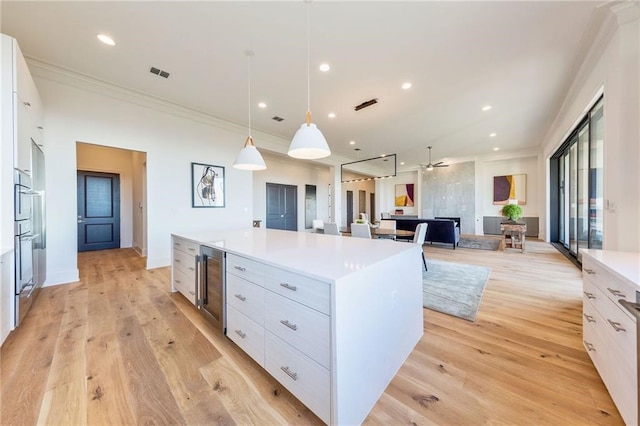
[78,220,85,223]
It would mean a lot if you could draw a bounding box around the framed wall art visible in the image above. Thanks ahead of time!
[493,174,526,205]
[192,162,225,208]
[395,183,415,207]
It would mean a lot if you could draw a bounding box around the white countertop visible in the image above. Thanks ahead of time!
[581,249,640,288]
[173,228,420,283]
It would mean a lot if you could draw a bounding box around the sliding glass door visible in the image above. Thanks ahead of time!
[551,97,603,261]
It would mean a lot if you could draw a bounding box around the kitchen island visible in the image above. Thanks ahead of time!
[171,228,423,425]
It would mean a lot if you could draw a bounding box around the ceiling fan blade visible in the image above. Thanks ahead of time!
[435,164,449,167]
[433,161,444,166]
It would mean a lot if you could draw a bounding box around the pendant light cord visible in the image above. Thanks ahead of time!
[247,52,252,138]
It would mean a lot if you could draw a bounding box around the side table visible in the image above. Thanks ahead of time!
[501,222,527,252]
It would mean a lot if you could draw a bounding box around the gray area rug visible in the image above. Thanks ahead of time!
[458,236,501,251]
[423,259,491,321]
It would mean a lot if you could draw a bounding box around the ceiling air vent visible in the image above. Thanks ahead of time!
[354,98,378,111]
[149,66,170,79]
[272,116,284,122]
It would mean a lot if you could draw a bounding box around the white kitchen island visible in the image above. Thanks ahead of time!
[171,228,424,425]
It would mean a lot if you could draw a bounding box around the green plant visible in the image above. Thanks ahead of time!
[500,204,523,221]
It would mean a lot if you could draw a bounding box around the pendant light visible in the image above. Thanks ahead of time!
[288,1,331,160]
[233,50,267,171]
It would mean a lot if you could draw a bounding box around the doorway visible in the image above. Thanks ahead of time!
[77,171,121,251]
[346,190,353,226]
[266,183,297,231]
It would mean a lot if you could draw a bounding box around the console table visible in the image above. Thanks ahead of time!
[501,222,526,252]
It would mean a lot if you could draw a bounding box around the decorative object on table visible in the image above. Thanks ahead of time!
[233,50,267,171]
[500,203,523,222]
[420,146,449,171]
[192,162,225,207]
[288,2,331,160]
[493,174,526,205]
[457,236,501,251]
[422,259,491,321]
[395,183,415,206]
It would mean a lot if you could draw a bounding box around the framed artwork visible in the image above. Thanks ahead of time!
[192,162,225,208]
[493,174,526,205]
[395,183,415,207]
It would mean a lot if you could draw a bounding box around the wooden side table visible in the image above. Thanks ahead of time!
[501,222,527,252]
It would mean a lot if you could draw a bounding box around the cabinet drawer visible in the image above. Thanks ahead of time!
[263,269,330,315]
[173,269,196,305]
[265,291,330,369]
[597,300,637,369]
[583,258,635,308]
[227,305,264,367]
[582,302,606,371]
[265,332,330,424]
[172,237,199,256]
[227,254,266,287]
[173,249,197,278]
[227,274,265,325]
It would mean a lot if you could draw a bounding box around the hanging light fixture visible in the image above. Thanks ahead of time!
[288,1,331,160]
[233,50,267,171]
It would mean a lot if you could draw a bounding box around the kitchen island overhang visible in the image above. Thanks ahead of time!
[172,228,424,424]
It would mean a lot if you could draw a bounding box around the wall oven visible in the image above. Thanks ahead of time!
[14,169,38,325]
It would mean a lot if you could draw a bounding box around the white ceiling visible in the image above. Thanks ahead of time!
[1,1,610,168]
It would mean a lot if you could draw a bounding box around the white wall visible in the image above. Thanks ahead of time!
[541,4,640,251]
[35,68,256,285]
[253,152,332,230]
[376,171,420,218]
[76,143,136,248]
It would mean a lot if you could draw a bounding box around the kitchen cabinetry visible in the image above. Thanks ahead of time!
[171,236,198,305]
[1,250,15,345]
[226,253,331,422]
[582,250,638,426]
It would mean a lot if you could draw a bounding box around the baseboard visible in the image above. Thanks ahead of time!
[146,257,170,270]
[44,269,80,287]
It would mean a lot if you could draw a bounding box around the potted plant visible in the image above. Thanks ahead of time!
[500,204,523,223]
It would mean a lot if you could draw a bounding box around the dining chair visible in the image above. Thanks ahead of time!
[312,219,324,233]
[378,219,397,240]
[350,223,372,239]
[414,223,428,270]
[324,222,341,236]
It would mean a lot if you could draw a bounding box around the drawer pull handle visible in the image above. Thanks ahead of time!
[583,291,595,300]
[189,290,195,296]
[175,259,181,263]
[280,366,298,381]
[607,319,626,332]
[235,330,246,339]
[188,267,195,271]
[583,313,595,323]
[583,268,595,275]
[234,294,246,302]
[188,247,196,252]
[234,266,247,272]
[280,320,298,331]
[174,242,181,246]
[606,288,626,299]
[280,283,297,291]
[584,341,596,352]
[24,101,31,107]
[174,279,181,284]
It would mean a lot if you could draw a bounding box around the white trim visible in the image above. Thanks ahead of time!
[44,269,80,287]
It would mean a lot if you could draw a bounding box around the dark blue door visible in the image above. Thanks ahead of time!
[77,171,121,252]
[266,183,297,231]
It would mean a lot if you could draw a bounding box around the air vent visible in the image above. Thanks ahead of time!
[272,116,284,122]
[149,66,170,79]
[354,98,378,111]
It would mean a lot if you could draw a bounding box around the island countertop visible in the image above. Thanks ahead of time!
[172,227,420,283]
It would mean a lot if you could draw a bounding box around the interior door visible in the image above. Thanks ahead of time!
[346,191,353,226]
[266,183,297,231]
[77,171,121,252]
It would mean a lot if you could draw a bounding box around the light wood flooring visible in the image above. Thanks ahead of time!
[0,240,625,425]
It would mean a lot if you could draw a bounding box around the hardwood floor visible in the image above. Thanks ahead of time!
[0,241,625,425]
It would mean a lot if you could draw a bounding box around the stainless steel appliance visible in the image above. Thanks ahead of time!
[198,246,226,332]
[14,142,46,326]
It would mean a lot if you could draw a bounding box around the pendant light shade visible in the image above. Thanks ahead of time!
[287,2,331,160]
[233,50,267,171]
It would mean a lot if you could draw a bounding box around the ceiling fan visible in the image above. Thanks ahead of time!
[421,146,449,171]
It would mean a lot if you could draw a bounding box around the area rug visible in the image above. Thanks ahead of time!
[458,236,501,251]
[423,259,491,321]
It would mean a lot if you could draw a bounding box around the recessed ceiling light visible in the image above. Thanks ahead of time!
[490,132,497,137]
[493,147,500,151]
[381,154,386,157]
[319,63,330,72]
[349,140,355,145]
[482,105,492,111]
[400,161,405,165]
[401,82,412,90]
[258,102,267,109]
[328,112,336,118]
[97,34,116,46]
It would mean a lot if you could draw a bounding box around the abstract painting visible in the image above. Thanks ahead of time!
[493,174,526,205]
[192,162,225,208]
[395,183,415,207]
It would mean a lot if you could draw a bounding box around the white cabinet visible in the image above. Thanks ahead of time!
[582,250,638,426]
[226,253,331,423]
[1,250,15,346]
[171,236,198,305]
